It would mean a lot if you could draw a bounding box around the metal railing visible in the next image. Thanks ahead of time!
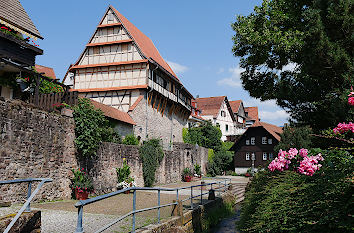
[0,178,52,233]
[74,177,231,233]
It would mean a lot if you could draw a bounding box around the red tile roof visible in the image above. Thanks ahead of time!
[194,96,226,118]
[110,5,178,81]
[89,99,136,125]
[245,106,259,121]
[35,65,56,79]
[229,100,242,113]
[251,121,283,141]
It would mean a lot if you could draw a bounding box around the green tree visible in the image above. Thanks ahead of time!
[274,125,312,152]
[122,134,139,145]
[232,0,354,131]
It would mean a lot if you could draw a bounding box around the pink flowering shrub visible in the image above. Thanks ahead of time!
[268,148,324,176]
[333,122,354,134]
[348,91,354,106]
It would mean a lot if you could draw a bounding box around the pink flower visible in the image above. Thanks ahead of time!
[348,97,354,106]
[333,122,354,134]
[287,148,298,159]
[299,148,308,157]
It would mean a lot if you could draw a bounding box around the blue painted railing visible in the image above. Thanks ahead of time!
[74,177,231,233]
[0,178,52,233]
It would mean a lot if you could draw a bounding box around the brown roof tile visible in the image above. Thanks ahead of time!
[229,100,242,113]
[110,6,178,81]
[195,96,226,118]
[0,0,42,39]
[251,121,283,141]
[245,106,259,121]
[90,99,136,125]
[35,65,56,79]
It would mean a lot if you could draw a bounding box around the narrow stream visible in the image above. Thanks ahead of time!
[212,209,240,233]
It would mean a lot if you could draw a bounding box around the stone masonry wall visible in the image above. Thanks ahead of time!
[130,92,187,147]
[0,98,77,203]
[88,142,208,194]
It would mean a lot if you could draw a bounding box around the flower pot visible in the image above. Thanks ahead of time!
[75,190,89,200]
[184,176,192,182]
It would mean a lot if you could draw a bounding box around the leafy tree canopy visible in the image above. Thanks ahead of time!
[275,125,313,152]
[232,0,353,131]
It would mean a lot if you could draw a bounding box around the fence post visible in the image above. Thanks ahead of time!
[218,182,221,197]
[176,189,179,201]
[158,190,161,224]
[200,185,203,205]
[25,181,32,212]
[132,189,136,233]
[75,206,84,233]
[224,179,227,192]
[190,187,193,209]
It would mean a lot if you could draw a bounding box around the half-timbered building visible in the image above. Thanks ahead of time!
[64,5,193,145]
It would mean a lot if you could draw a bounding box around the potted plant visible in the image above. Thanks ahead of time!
[194,164,201,178]
[182,168,193,182]
[71,168,94,200]
[116,159,136,193]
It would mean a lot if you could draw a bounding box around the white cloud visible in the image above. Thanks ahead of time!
[259,110,289,122]
[217,66,244,88]
[243,99,278,109]
[167,60,188,74]
[281,62,298,72]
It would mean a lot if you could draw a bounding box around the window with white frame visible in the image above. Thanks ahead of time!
[268,138,272,144]
[246,153,250,160]
[246,139,250,145]
[251,137,255,145]
[269,153,274,160]
[263,152,267,160]
[262,137,267,144]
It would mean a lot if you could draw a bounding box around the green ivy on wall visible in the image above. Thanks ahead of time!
[139,139,164,187]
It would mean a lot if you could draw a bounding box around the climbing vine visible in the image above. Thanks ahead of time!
[139,139,164,187]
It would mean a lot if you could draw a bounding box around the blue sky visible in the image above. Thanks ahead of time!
[22,0,289,126]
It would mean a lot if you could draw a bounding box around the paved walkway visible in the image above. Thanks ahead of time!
[0,176,249,233]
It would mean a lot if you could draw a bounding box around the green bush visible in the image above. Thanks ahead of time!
[194,163,201,176]
[122,134,139,145]
[139,139,164,187]
[73,98,121,158]
[237,149,354,233]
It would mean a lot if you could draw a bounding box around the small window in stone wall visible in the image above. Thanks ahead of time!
[245,153,250,160]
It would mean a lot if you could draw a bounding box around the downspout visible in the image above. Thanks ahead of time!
[145,64,158,140]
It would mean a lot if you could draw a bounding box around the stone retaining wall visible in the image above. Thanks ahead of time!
[86,142,208,194]
[0,98,77,203]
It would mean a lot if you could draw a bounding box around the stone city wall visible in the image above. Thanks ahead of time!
[0,98,77,203]
[0,98,208,202]
[87,142,208,194]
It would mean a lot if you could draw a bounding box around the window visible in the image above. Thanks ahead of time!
[269,153,274,160]
[246,139,250,145]
[262,137,267,144]
[221,110,226,117]
[226,124,229,132]
[268,138,272,144]
[246,153,250,160]
[263,152,267,160]
[251,153,255,160]
[251,137,255,145]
